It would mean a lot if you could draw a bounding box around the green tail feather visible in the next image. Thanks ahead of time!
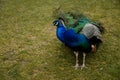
[53,8,104,33]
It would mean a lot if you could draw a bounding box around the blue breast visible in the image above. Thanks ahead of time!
[63,29,91,52]
[56,26,66,43]
[55,20,92,52]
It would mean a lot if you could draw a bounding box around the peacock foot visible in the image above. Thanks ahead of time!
[80,64,87,70]
[73,64,80,70]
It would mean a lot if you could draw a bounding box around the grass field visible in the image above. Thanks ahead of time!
[0,0,120,80]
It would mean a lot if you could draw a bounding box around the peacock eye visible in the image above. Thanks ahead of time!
[55,22,59,26]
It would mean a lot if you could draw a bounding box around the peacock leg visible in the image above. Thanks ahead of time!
[81,52,87,70]
[73,51,80,69]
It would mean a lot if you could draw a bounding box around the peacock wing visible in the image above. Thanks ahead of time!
[80,23,102,41]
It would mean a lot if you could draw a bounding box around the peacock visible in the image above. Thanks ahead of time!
[53,10,104,69]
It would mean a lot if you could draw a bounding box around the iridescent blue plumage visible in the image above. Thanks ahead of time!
[63,29,91,53]
[53,20,92,53]
[53,20,66,43]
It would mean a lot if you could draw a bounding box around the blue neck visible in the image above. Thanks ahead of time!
[56,22,66,43]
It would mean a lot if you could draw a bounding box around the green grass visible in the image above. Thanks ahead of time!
[0,0,120,80]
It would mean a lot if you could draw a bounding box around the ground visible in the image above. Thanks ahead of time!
[0,0,120,80]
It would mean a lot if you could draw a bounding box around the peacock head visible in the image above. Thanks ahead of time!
[53,19,64,27]
[53,20,60,26]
